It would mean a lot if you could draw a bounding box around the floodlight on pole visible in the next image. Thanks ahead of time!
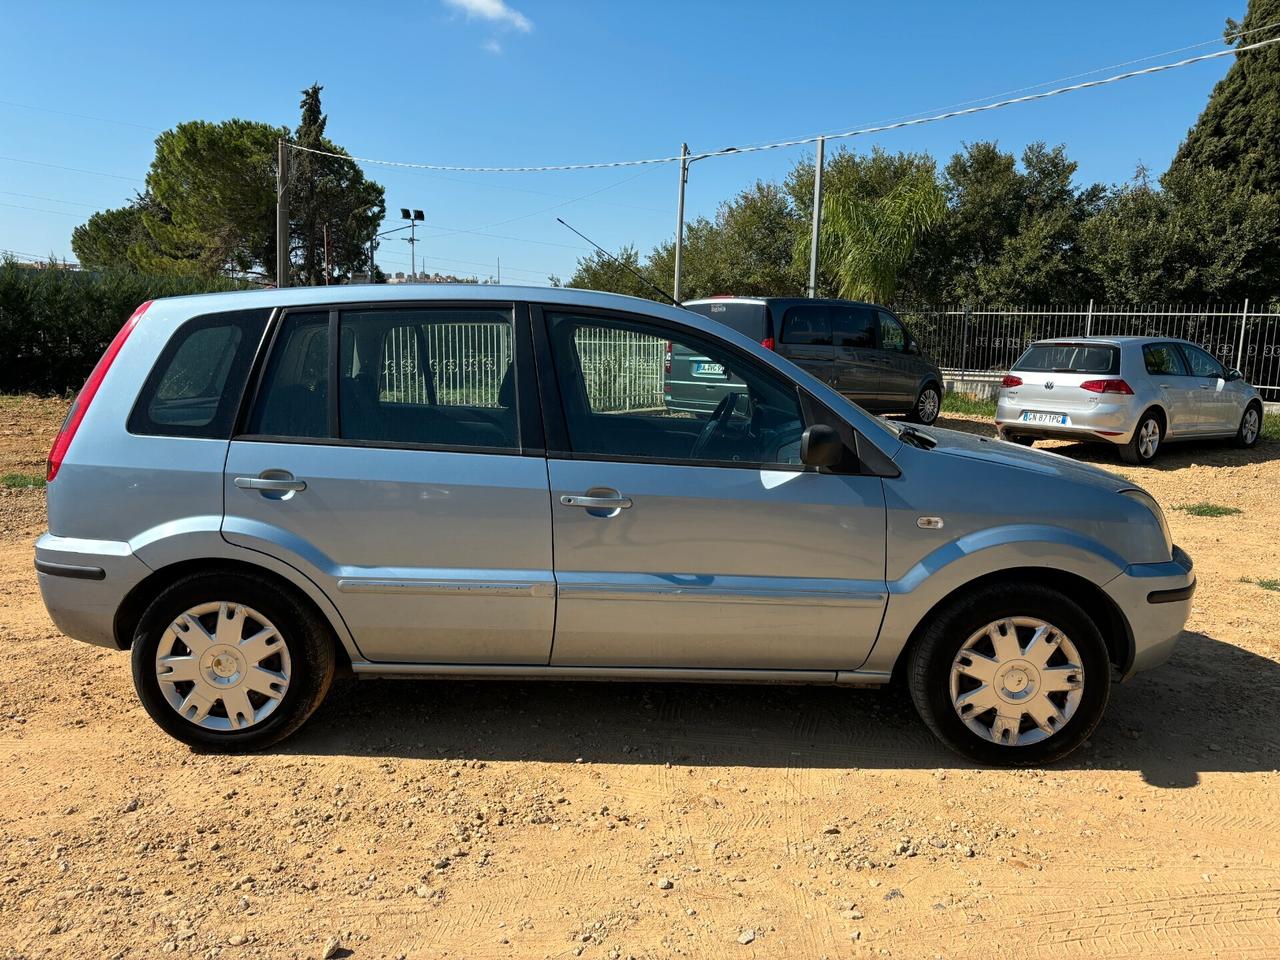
[401,207,426,277]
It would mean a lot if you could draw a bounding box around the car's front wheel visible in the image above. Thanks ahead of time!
[907,582,1110,765]
[908,383,942,425]
[1235,404,1262,449]
[131,571,336,750]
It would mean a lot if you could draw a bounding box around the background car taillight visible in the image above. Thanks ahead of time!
[1001,375,1023,388]
[663,341,672,374]
[46,300,151,482]
[760,337,775,351]
[1080,378,1134,395]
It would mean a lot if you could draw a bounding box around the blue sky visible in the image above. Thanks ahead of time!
[0,1,1249,285]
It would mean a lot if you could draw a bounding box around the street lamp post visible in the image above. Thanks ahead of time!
[399,208,425,277]
[673,145,737,304]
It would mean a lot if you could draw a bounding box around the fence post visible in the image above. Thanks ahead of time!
[1085,298,1093,337]
[960,305,971,375]
[1236,298,1249,373]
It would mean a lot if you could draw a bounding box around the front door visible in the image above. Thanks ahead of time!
[1180,343,1240,433]
[223,303,555,664]
[538,307,888,671]
[874,310,918,407]
[830,303,882,408]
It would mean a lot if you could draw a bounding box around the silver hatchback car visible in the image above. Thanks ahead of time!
[996,337,1264,464]
[35,287,1195,765]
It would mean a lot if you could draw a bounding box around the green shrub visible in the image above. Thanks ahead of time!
[941,391,997,417]
[1,473,46,489]
[0,259,248,394]
[1175,502,1242,517]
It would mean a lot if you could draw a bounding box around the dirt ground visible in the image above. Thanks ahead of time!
[1,394,1278,960]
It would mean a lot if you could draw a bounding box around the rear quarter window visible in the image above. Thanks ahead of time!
[683,302,769,341]
[128,309,271,438]
[1013,343,1119,375]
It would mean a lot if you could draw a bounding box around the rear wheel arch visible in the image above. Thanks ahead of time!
[891,566,1133,685]
[113,559,352,672]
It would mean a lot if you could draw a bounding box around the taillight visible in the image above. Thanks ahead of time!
[664,341,672,375]
[760,337,775,351]
[47,300,150,482]
[1001,375,1023,388]
[1080,378,1134,395]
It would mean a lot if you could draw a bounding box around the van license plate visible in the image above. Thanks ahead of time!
[1022,412,1068,425]
[694,362,725,377]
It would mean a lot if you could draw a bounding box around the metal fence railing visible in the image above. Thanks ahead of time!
[573,327,666,413]
[894,302,1280,401]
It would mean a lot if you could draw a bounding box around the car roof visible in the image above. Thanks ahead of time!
[683,296,885,309]
[1028,335,1194,347]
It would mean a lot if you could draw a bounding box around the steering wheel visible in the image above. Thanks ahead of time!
[690,391,743,460]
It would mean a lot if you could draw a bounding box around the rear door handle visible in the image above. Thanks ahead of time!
[234,476,306,492]
[561,494,632,509]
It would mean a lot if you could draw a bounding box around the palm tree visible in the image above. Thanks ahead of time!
[819,169,945,303]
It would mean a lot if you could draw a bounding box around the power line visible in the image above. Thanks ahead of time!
[0,98,162,132]
[0,190,100,209]
[0,155,142,183]
[291,35,1280,174]
[0,200,82,218]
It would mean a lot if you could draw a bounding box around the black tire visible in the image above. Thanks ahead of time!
[907,383,942,425]
[1119,409,1163,465]
[1234,403,1262,449]
[1007,435,1036,447]
[906,582,1111,766]
[131,571,336,751]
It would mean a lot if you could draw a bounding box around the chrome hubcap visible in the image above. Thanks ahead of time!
[919,389,939,422]
[1243,409,1259,444]
[1138,419,1160,459]
[949,617,1084,747]
[155,602,291,732]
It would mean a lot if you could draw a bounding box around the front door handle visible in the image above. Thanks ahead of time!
[561,494,632,510]
[235,476,306,493]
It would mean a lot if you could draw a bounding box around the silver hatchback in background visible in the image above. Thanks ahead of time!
[996,336,1264,464]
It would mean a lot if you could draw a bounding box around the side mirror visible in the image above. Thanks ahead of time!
[801,424,844,468]
[906,341,921,356]
[1227,368,1244,382]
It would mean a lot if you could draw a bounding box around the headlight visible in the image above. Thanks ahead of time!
[1120,488,1172,558]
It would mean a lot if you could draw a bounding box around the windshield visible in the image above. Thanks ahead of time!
[1013,343,1119,374]
[683,301,769,341]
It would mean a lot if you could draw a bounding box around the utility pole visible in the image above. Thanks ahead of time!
[275,140,290,288]
[322,223,331,285]
[497,256,501,284]
[807,136,825,298]
[673,142,689,303]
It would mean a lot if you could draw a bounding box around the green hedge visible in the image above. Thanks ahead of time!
[0,259,249,394]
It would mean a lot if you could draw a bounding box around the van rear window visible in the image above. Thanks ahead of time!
[1013,343,1119,375]
[683,302,769,341]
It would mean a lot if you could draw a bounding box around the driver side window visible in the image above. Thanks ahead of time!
[548,312,806,467]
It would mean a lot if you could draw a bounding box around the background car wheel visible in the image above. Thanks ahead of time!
[1235,403,1262,448]
[1007,435,1036,447]
[131,571,336,751]
[1119,410,1163,465]
[907,582,1110,766]
[908,384,942,425]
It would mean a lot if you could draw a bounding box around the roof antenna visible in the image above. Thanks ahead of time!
[556,217,681,307]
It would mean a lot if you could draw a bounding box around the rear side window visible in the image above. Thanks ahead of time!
[1143,344,1188,376]
[781,305,832,345]
[831,305,875,348]
[1013,343,1119,375]
[128,308,270,438]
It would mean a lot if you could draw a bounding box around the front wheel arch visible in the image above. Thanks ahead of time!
[890,566,1132,687]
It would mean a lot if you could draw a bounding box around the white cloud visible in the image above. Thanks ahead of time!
[482,38,503,54]
[443,0,532,33]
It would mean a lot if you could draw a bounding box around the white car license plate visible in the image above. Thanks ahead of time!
[693,361,725,377]
[1022,411,1068,425]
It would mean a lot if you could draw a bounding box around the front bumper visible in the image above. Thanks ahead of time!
[1103,544,1195,679]
[35,533,151,649]
[996,396,1138,444]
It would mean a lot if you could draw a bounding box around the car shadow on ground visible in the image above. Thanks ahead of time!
[282,631,1279,790]
[927,413,1280,470]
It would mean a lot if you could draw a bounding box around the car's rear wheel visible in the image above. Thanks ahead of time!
[1235,404,1262,449]
[131,572,335,750]
[907,582,1110,765]
[908,383,941,425]
[1120,410,1163,465]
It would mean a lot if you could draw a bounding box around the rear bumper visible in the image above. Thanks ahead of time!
[1103,544,1195,679]
[996,396,1137,444]
[35,533,150,649]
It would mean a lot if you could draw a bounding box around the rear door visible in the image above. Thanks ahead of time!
[223,302,555,664]
[776,303,836,387]
[1141,342,1199,433]
[537,306,888,671]
[829,303,882,406]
